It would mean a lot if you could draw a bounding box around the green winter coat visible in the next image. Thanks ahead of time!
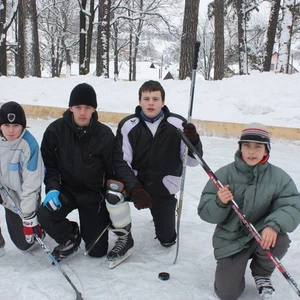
[198,150,300,260]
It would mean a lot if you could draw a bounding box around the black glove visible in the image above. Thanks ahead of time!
[182,123,199,145]
[130,186,153,210]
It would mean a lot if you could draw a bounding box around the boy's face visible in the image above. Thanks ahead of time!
[139,90,164,119]
[1,124,23,141]
[69,105,95,127]
[241,142,267,166]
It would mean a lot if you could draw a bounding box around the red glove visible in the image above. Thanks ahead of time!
[130,186,153,210]
[23,214,44,244]
[182,123,199,145]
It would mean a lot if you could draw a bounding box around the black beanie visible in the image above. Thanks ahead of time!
[0,101,27,128]
[68,83,97,108]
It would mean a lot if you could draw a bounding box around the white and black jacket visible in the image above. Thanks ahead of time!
[113,105,203,197]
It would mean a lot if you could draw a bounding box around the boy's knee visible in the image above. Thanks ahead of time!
[36,205,48,224]
[273,233,291,258]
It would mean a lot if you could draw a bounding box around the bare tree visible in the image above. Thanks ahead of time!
[0,0,18,76]
[18,0,41,77]
[198,18,214,80]
[214,0,225,80]
[179,0,200,80]
[96,0,111,77]
[276,0,295,73]
[38,0,78,77]
[263,0,281,71]
[78,0,96,75]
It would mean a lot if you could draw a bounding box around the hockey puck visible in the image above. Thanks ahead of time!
[158,272,170,281]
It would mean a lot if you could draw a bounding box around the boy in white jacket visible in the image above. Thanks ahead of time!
[0,101,44,255]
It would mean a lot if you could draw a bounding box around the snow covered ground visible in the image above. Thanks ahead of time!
[0,119,299,300]
[0,67,300,299]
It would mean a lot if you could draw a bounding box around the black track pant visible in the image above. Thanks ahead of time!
[1,207,33,251]
[37,194,110,258]
[150,195,177,244]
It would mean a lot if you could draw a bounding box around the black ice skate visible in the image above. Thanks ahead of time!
[52,222,81,262]
[107,224,134,268]
[254,276,275,299]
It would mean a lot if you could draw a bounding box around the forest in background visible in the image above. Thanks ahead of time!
[0,0,299,81]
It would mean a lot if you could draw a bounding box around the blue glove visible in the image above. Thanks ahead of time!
[43,190,62,211]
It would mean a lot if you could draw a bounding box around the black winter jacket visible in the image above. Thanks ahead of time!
[41,110,114,203]
[113,106,202,197]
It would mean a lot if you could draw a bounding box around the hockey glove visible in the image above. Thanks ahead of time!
[130,186,153,210]
[43,190,62,211]
[23,213,44,244]
[182,122,199,145]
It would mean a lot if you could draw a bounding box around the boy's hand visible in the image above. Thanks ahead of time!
[217,185,233,204]
[130,186,153,210]
[261,227,278,249]
[182,123,199,145]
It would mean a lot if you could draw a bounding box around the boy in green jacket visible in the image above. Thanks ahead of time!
[199,123,300,300]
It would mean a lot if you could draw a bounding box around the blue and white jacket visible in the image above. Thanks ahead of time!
[0,129,44,217]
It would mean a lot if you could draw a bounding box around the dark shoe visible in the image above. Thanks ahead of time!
[52,223,81,261]
[161,240,176,247]
[107,224,134,261]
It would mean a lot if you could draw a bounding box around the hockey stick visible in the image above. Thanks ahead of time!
[176,129,300,297]
[0,184,84,300]
[84,222,111,256]
[174,41,201,264]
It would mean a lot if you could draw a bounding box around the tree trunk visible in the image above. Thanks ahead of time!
[179,0,200,80]
[214,0,224,80]
[236,0,247,75]
[113,21,119,81]
[96,0,111,77]
[276,0,295,74]
[18,0,41,78]
[132,18,143,81]
[263,0,281,72]
[86,0,95,74]
[79,0,87,75]
[0,0,7,76]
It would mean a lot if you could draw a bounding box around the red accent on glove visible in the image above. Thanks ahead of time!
[130,186,153,210]
[23,224,44,239]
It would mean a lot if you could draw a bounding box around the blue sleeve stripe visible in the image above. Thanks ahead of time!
[8,162,21,171]
[22,131,39,172]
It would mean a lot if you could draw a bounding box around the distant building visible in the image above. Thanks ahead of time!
[270,52,299,74]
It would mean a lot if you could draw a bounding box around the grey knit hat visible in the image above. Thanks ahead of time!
[238,123,271,152]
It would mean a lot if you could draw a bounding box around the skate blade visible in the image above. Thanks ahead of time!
[108,248,133,269]
[0,248,6,257]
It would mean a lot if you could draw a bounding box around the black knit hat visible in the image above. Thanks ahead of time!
[238,123,271,152]
[68,83,97,108]
[0,101,27,128]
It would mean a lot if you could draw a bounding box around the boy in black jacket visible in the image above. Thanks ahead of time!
[105,80,203,267]
[38,83,114,260]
